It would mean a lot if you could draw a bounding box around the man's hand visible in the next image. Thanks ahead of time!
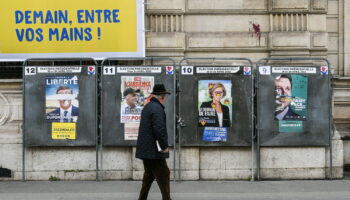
[161,148,169,153]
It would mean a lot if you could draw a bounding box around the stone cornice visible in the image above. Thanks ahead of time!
[146,11,327,15]
[333,77,350,87]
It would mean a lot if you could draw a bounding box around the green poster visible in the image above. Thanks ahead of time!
[275,74,307,121]
[279,121,303,133]
[290,74,308,118]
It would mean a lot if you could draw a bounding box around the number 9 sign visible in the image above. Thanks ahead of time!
[259,66,271,75]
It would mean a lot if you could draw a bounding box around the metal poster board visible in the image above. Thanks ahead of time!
[101,64,176,146]
[24,63,97,146]
[179,63,253,146]
[257,65,331,146]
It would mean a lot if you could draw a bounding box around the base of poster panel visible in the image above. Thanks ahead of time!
[178,57,255,181]
[256,57,333,181]
[22,58,98,181]
[99,57,177,181]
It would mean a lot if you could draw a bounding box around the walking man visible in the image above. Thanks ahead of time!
[136,84,172,200]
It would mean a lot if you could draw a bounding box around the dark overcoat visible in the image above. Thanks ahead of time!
[136,97,169,159]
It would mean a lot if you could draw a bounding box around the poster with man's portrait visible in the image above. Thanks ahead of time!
[274,74,308,121]
[120,76,154,124]
[198,80,232,142]
[45,76,79,123]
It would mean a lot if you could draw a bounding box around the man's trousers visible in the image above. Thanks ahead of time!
[138,159,171,200]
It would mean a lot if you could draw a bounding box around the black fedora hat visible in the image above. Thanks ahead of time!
[151,84,171,95]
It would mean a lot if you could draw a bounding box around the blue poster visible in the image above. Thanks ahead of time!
[46,76,79,123]
[203,127,228,142]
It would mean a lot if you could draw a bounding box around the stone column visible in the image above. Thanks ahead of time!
[0,82,23,181]
[344,0,350,76]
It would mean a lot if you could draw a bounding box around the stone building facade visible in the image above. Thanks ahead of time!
[0,0,349,180]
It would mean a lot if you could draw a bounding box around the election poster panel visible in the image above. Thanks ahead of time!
[198,80,232,142]
[274,74,308,132]
[120,76,154,140]
[46,76,79,123]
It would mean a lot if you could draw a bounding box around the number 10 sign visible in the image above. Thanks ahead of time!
[182,66,193,75]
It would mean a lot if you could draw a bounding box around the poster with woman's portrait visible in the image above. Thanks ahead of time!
[198,80,232,127]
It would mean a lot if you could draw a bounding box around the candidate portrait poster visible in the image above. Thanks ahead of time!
[45,76,79,123]
[274,74,308,133]
[120,76,154,140]
[120,76,154,124]
[274,74,308,121]
[198,80,232,142]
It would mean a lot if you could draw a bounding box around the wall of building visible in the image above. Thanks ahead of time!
[0,0,348,181]
[145,0,346,178]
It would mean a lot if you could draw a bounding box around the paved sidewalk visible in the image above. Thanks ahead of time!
[1,180,350,200]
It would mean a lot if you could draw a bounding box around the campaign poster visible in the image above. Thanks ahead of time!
[120,76,154,124]
[0,0,145,60]
[198,80,232,142]
[120,76,154,140]
[124,123,140,140]
[46,76,79,123]
[202,127,228,142]
[274,74,308,132]
[52,122,76,140]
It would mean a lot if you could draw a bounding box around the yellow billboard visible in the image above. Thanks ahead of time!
[0,0,145,60]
